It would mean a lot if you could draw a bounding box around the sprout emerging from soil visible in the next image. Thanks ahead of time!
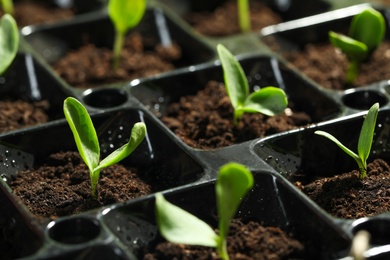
[315,102,379,179]
[329,8,385,84]
[63,97,147,198]
[217,44,288,125]
[0,14,18,75]
[156,162,254,260]
[0,0,14,15]
[108,0,146,70]
[237,0,250,32]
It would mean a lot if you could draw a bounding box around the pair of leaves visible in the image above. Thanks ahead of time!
[217,44,287,125]
[0,14,18,75]
[315,103,379,179]
[156,163,254,260]
[63,97,147,197]
[329,8,385,84]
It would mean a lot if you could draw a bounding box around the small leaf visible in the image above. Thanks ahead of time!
[155,193,218,247]
[96,122,146,170]
[63,97,100,173]
[217,44,249,109]
[240,87,287,116]
[329,31,367,61]
[0,14,19,75]
[108,0,146,34]
[349,8,385,53]
[315,130,360,162]
[357,103,379,166]
[216,163,254,240]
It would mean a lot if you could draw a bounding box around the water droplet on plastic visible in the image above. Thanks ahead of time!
[1,174,7,182]
[5,150,11,157]
[10,160,17,167]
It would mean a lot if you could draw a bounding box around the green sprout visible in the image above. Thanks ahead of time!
[237,0,250,33]
[63,97,147,198]
[315,102,379,179]
[0,14,18,75]
[156,162,254,260]
[108,0,146,70]
[329,8,385,84]
[0,0,14,15]
[217,44,288,125]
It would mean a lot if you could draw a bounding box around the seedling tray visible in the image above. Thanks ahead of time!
[2,0,390,259]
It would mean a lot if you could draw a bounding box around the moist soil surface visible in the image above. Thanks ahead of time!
[183,0,282,37]
[53,33,181,89]
[295,159,390,219]
[10,151,152,218]
[284,41,390,90]
[0,0,74,27]
[161,80,312,149]
[143,219,304,259]
[0,99,50,133]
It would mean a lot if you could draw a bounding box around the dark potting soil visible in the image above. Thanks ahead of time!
[143,219,304,259]
[284,41,390,90]
[53,33,182,89]
[0,0,74,27]
[295,159,390,219]
[10,151,152,218]
[183,0,282,37]
[161,80,312,149]
[0,99,49,133]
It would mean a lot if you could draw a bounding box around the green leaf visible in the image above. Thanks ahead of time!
[349,8,385,53]
[357,103,379,167]
[329,31,367,61]
[216,163,254,240]
[63,97,100,173]
[155,193,218,247]
[239,86,287,116]
[217,44,249,109]
[108,0,146,34]
[0,14,19,75]
[96,122,146,170]
[315,130,359,161]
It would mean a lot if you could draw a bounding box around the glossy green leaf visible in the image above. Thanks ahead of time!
[108,0,146,34]
[349,8,385,53]
[357,103,379,168]
[155,193,218,247]
[239,87,287,116]
[63,97,100,173]
[96,122,146,170]
[0,14,19,75]
[216,163,254,241]
[329,31,367,61]
[217,44,249,109]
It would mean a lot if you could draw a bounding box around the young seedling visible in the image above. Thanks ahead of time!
[315,102,379,179]
[217,44,288,125]
[0,0,14,15]
[63,97,147,198]
[237,0,250,33]
[108,0,146,70]
[328,8,385,84]
[156,162,254,260]
[0,14,18,75]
